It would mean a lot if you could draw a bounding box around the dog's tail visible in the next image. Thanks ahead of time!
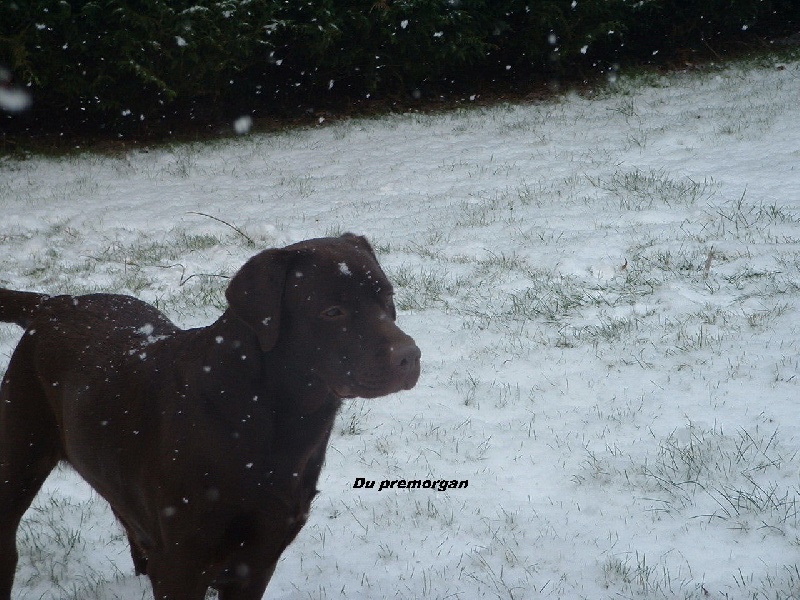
[0,289,49,328]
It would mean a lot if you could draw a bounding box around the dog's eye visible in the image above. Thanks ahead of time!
[322,307,345,319]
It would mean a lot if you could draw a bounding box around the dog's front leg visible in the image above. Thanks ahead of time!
[215,561,277,600]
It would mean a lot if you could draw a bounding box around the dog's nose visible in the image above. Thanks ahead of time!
[391,341,421,387]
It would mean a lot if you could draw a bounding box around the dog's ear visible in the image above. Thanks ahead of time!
[340,233,377,258]
[226,249,292,352]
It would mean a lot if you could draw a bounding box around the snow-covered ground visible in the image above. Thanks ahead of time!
[2,57,800,599]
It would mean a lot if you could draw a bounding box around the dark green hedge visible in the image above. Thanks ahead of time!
[2,0,799,135]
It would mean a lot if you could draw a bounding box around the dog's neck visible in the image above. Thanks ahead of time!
[195,311,340,420]
[186,312,342,505]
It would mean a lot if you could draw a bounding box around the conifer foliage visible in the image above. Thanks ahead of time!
[1,1,798,132]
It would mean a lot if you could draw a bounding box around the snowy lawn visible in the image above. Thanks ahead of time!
[1,57,800,599]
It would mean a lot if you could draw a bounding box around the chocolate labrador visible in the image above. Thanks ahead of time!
[0,233,420,600]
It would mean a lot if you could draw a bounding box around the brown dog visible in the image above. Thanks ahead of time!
[0,233,420,600]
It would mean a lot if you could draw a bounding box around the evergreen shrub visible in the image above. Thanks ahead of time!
[1,0,798,134]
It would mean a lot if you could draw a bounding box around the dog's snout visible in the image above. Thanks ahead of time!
[394,342,421,369]
[390,340,421,388]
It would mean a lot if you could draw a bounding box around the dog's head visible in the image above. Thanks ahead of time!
[226,234,420,399]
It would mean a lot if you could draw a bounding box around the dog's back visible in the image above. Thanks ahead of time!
[0,289,50,328]
[0,288,183,468]
[0,289,177,337]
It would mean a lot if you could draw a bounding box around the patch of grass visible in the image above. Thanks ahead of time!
[601,551,708,599]
[639,424,799,528]
[588,168,715,210]
[390,265,467,312]
[506,273,591,323]
[575,313,642,345]
[698,191,800,243]
[14,471,128,600]
[93,230,224,266]
[337,400,374,437]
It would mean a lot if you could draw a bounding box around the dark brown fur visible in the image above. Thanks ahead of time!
[0,234,420,600]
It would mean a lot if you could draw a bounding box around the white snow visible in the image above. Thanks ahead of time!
[0,86,32,113]
[1,59,800,599]
[234,115,253,135]
[137,323,155,336]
